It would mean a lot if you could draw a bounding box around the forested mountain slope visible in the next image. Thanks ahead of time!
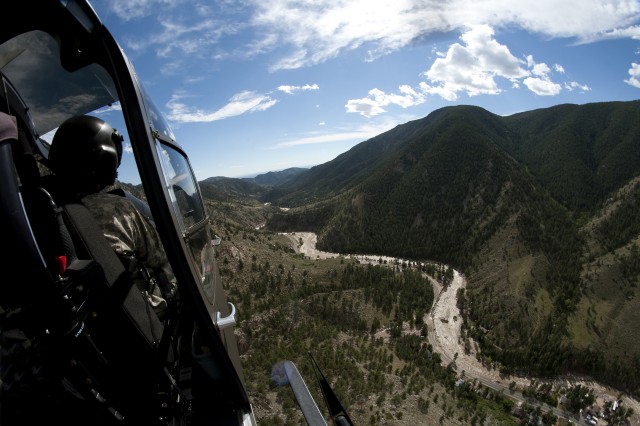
[503,101,640,213]
[262,113,445,205]
[257,100,640,396]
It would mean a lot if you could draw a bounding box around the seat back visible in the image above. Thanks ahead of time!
[1,113,175,424]
[40,177,171,422]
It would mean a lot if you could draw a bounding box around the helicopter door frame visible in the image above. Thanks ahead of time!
[94,21,252,413]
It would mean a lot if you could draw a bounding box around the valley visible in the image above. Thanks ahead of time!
[203,100,640,424]
[282,231,640,425]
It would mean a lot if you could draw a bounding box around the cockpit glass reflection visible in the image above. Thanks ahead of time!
[155,141,215,303]
[156,142,205,231]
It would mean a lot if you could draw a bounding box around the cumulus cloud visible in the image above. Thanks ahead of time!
[418,25,528,101]
[358,25,564,105]
[103,1,633,120]
[524,55,588,95]
[277,84,320,94]
[166,90,278,123]
[345,85,426,117]
[522,77,562,96]
[521,55,561,95]
[625,63,640,88]
[345,24,594,115]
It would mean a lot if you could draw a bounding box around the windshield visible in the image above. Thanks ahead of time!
[138,81,175,143]
[0,30,145,184]
[0,30,118,137]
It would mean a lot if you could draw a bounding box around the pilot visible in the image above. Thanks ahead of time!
[48,115,174,315]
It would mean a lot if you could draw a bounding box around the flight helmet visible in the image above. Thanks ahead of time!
[49,115,124,190]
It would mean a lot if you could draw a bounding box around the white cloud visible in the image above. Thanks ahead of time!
[462,25,529,79]
[273,121,396,147]
[105,1,245,75]
[577,24,640,43]
[123,142,134,154]
[419,32,586,100]
[249,0,640,70]
[166,90,278,122]
[274,131,376,147]
[244,33,279,58]
[165,83,319,123]
[522,55,566,95]
[110,0,154,21]
[345,85,426,117]
[277,84,320,94]
[625,63,640,88]
[348,24,594,112]
[102,0,640,96]
[527,56,552,77]
[255,0,432,70]
[103,0,636,121]
[523,77,562,96]
[419,25,528,100]
[345,95,388,118]
[104,0,640,75]
[564,81,591,92]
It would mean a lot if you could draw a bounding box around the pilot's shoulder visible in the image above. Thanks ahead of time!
[83,191,138,214]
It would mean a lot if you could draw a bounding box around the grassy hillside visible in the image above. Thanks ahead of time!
[568,176,640,392]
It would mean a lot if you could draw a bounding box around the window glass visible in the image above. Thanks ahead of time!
[187,226,217,304]
[139,83,175,142]
[155,141,215,303]
[156,142,205,231]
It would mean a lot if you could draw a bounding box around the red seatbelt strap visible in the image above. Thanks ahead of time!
[55,255,68,276]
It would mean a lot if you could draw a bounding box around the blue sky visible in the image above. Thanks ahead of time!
[88,0,640,182]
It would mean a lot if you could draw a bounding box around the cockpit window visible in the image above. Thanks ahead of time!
[140,83,175,142]
[156,141,206,232]
[155,141,216,304]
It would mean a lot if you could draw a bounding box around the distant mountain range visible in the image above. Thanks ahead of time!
[199,100,640,396]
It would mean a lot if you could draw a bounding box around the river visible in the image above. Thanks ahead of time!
[281,232,640,425]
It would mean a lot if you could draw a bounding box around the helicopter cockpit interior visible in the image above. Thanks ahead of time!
[1,1,254,425]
